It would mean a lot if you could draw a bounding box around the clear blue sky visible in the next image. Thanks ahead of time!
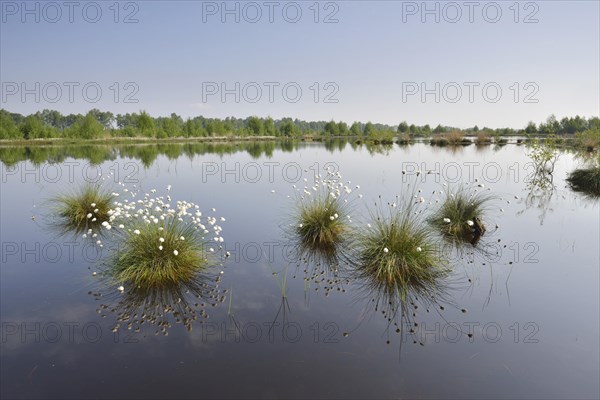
[1,0,599,128]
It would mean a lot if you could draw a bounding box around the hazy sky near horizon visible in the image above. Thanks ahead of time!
[1,0,599,128]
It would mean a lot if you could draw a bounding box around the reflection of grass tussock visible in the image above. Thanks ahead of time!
[567,167,600,197]
[111,219,213,287]
[428,186,493,245]
[52,184,114,234]
[93,274,224,335]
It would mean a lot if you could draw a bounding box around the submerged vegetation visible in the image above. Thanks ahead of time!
[51,184,115,234]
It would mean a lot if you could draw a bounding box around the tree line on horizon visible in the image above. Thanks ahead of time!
[0,108,598,141]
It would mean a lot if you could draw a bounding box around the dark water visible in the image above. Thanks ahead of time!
[1,141,598,399]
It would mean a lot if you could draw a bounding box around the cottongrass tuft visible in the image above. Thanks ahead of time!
[352,200,449,306]
[291,168,359,251]
[51,183,115,234]
[104,187,225,287]
[428,184,493,245]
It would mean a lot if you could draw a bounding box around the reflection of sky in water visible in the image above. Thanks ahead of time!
[1,143,598,398]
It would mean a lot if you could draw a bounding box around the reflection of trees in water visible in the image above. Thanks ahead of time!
[91,273,226,335]
[365,143,393,156]
[323,138,348,153]
[0,141,307,168]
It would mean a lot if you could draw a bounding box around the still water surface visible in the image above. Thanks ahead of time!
[1,141,598,399]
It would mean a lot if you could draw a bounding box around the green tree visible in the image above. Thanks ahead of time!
[19,115,47,139]
[264,117,276,136]
[337,121,349,136]
[279,120,299,137]
[397,121,409,133]
[89,109,115,129]
[324,120,340,136]
[363,122,375,137]
[136,111,156,137]
[0,110,21,139]
[77,111,105,139]
[525,121,537,134]
[247,116,265,136]
[349,122,361,136]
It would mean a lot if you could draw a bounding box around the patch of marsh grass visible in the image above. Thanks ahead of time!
[296,194,347,248]
[353,202,449,305]
[475,132,493,145]
[110,218,213,287]
[51,183,115,234]
[567,166,600,197]
[428,185,493,245]
[291,169,358,251]
[105,187,226,288]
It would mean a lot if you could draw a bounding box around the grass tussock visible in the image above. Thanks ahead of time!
[52,184,115,234]
[296,192,348,249]
[475,132,493,145]
[353,204,448,303]
[431,130,470,146]
[104,188,225,288]
[111,219,213,287]
[567,166,600,197]
[291,169,357,252]
[396,133,410,145]
[576,128,600,151]
[428,185,493,245]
